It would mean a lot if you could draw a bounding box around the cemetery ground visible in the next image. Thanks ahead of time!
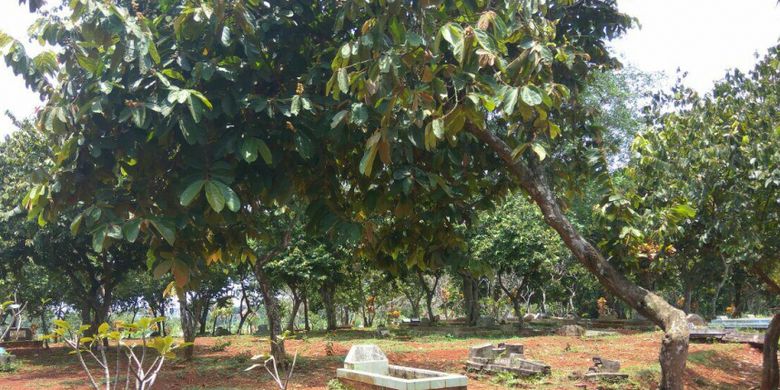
[0,328,764,389]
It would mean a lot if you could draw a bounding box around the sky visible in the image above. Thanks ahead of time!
[0,1,779,137]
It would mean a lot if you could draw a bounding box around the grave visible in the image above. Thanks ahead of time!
[584,357,628,380]
[0,347,15,369]
[465,342,551,377]
[336,344,467,390]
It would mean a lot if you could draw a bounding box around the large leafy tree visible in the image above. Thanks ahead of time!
[632,45,780,389]
[4,1,693,386]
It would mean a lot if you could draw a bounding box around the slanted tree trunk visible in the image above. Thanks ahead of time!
[253,265,286,364]
[176,290,197,360]
[418,271,441,324]
[468,126,689,390]
[198,302,210,335]
[761,312,780,390]
[286,286,301,332]
[497,272,525,329]
[321,282,338,331]
[711,258,731,318]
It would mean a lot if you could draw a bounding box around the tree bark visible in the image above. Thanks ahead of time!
[461,273,480,326]
[761,313,780,390]
[497,272,524,329]
[286,287,301,332]
[302,289,310,331]
[176,290,197,360]
[418,271,441,324]
[321,282,338,331]
[468,126,689,390]
[253,265,286,364]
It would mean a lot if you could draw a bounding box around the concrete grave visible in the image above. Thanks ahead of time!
[465,342,550,377]
[584,356,628,380]
[337,345,467,390]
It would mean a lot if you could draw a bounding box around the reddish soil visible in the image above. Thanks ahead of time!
[0,331,766,389]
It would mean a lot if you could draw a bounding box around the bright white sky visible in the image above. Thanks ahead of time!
[0,0,779,137]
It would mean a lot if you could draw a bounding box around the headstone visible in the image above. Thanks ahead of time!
[214,326,231,336]
[557,324,586,337]
[465,342,550,377]
[584,356,628,380]
[343,344,389,375]
[375,326,391,338]
[686,313,706,327]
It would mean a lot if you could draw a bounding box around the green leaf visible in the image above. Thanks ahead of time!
[205,181,226,212]
[337,68,349,94]
[256,139,272,165]
[213,181,240,212]
[188,90,213,109]
[432,118,445,139]
[503,87,519,115]
[359,143,379,177]
[520,86,543,106]
[331,110,348,128]
[123,219,141,243]
[187,95,204,123]
[153,260,172,279]
[70,214,83,236]
[98,322,109,334]
[531,143,546,161]
[240,138,258,163]
[180,179,206,206]
[671,204,696,218]
[290,95,301,116]
[149,218,176,246]
[92,225,107,252]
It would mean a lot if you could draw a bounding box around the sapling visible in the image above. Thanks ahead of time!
[245,332,298,390]
[46,317,190,390]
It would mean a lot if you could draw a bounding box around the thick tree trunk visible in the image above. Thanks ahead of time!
[321,283,338,331]
[761,313,780,390]
[176,290,197,360]
[199,303,210,335]
[461,273,480,326]
[468,126,689,390]
[712,259,731,318]
[253,265,286,364]
[682,282,693,314]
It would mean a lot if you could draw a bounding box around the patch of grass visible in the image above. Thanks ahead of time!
[207,339,233,352]
[687,350,716,365]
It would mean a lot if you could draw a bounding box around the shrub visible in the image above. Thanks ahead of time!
[45,317,190,390]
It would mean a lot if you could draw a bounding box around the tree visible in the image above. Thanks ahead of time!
[471,193,569,326]
[632,45,780,390]
[4,2,692,386]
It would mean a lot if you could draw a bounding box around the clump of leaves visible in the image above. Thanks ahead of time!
[208,340,232,353]
[44,317,190,390]
[326,378,353,390]
[491,371,521,387]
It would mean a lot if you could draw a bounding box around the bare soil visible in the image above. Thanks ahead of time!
[0,329,765,389]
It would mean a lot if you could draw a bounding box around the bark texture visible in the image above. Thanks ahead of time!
[253,265,286,363]
[469,126,689,389]
[176,290,197,360]
[761,313,780,390]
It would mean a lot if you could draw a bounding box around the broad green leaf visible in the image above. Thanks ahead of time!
[432,118,445,139]
[149,218,176,246]
[531,143,546,161]
[205,181,226,212]
[337,68,349,94]
[213,181,240,212]
[520,86,543,106]
[180,179,206,206]
[503,87,519,115]
[70,214,83,236]
[240,138,258,163]
[122,219,141,243]
[331,110,348,128]
[257,139,272,165]
[359,143,379,176]
[98,322,109,334]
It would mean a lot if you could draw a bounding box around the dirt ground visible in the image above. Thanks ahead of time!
[0,329,766,389]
